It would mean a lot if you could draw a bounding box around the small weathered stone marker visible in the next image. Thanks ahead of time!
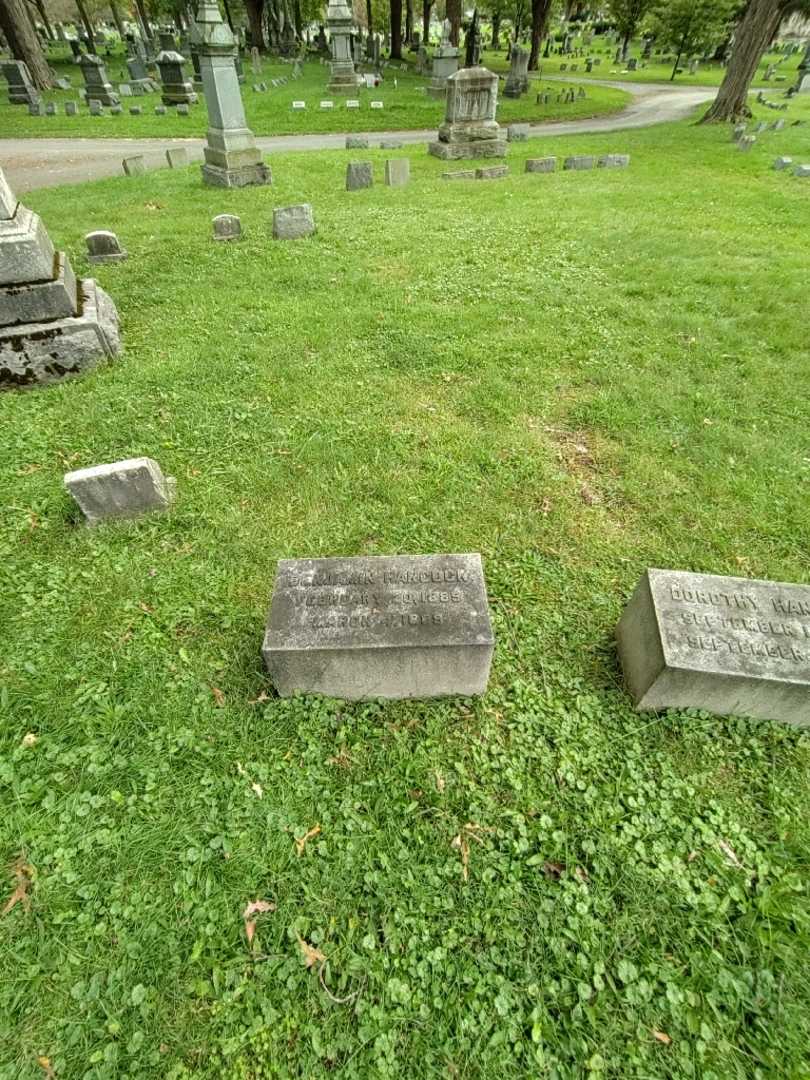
[384,159,410,187]
[165,147,188,168]
[525,157,556,173]
[346,161,373,190]
[122,155,146,176]
[272,204,316,240]
[86,230,128,263]
[263,553,494,699]
[65,458,176,525]
[616,569,810,726]
[212,213,241,240]
[345,134,369,149]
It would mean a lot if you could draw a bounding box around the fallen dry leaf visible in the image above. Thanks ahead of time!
[248,691,270,705]
[297,934,327,970]
[719,839,744,870]
[21,733,38,748]
[37,1057,55,1078]
[579,483,602,506]
[653,1030,672,1045]
[544,860,565,880]
[434,770,446,794]
[211,687,225,707]
[251,782,263,799]
[452,823,487,882]
[296,824,321,857]
[2,858,33,916]
[574,866,589,884]
[242,899,275,946]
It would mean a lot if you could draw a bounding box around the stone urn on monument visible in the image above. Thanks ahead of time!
[192,0,271,188]
[428,12,506,161]
[326,0,363,95]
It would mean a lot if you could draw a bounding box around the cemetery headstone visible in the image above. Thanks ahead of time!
[192,0,270,188]
[292,100,306,109]
[774,156,792,169]
[129,105,142,114]
[379,139,403,149]
[272,203,316,240]
[320,99,334,108]
[86,230,128,263]
[156,50,197,105]
[88,99,103,116]
[738,135,756,152]
[212,213,241,240]
[165,147,188,168]
[65,101,78,115]
[2,60,41,106]
[346,99,360,108]
[428,65,506,160]
[616,568,810,726]
[262,554,495,699]
[795,164,810,177]
[476,164,508,179]
[525,156,556,172]
[78,53,119,105]
[564,155,595,170]
[326,0,363,94]
[598,153,630,168]
[119,82,133,96]
[0,167,120,388]
[155,104,167,114]
[441,169,476,179]
[122,155,146,176]
[346,134,369,149]
[384,158,410,187]
[507,123,529,142]
[64,458,175,525]
[346,161,373,190]
[427,18,459,98]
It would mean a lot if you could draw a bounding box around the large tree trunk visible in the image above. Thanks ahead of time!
[390,0,403,57]
[222,0,236,32]
[701,0,783,122]
[422,0,432,43]
[108,0,126,40]
[133,0,152,45]
[245,0,267,50]
[528,0,551,70]
[491,10,501,47]
[446,0,461,46]
[367,0,374,34]
[75,0,98,53]
[30,0,55,41]
[405,0,413,45]
[0,0,53,88]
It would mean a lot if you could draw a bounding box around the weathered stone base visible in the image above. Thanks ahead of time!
[327,79,364,95]
[0,279,121,389]
[0,252,78,327]
[428,139,507,160]
[201,161,272,188]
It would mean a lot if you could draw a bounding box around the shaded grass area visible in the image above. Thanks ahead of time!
[0,52,628,139]
[1,104,810,1078]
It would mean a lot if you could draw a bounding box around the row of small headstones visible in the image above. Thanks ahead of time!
[733,120,810,173]
[290,100,386,110]
[441,154,630,181]
[29,99,190,116]
[251,74,296,92]
[536,88,587,105]
[121,148,188,176]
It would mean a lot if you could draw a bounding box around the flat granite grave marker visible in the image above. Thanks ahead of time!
[65,457,176,525]
[616,568,810,725]
[122,155,146,176]
[525,156,556,172]
[165,147,188,168]
[262,553,494,699]
[346,134,369,149]
[272,203,316,239]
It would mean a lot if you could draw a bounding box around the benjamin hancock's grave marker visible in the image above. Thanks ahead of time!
[262,553,494,699]
[616,568,810,725]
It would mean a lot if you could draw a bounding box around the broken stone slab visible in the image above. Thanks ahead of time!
[598,153,630,168]
[525,157,556,173]
[0,251,78,327]
[441,169,476,179]
[345,134,369,149]
[616,568,810,726]
[346,161,373,190]
[65,457,176,525]
[774,156,793,170]
[0,278,120,389]
[795,164,810,177]
[122,155,146,176]
[86,230,128,264]
[384,158,410,187]
[212,213,241,241]
[563,155,595,170]
[165,147,188,168]
[262,553,495,700]
[379,138,403,149]
[0,205,56,286]
[272,204,315,240]
[476,165,508,179]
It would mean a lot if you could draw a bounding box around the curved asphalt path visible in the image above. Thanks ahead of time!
[0,78,714,193]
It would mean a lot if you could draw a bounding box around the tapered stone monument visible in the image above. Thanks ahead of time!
[428,65,506,160]
[427,19,459,98]
[192,0,270,188]
[78,53,119,106]
[325,0,363,95]
[503,42,529,98]
[0,168,120,388]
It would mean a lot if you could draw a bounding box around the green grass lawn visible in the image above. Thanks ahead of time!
[2,100,810,1079]
[519,43,801,89]
[0,51,628,139]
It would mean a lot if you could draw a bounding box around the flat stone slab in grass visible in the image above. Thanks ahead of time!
[384,158,410,187]
[525,157,556,173]
[86,230,127,263]
[263,553,495,700]
[598,153,630,168]
[346,161,373,190]
[212,213,241,241]
[65,457,176,525]
[616,568,810,726]
[476,165,508,180]
[379,139,403,149]
[564,155,595,170]
[795,164,810,177]
[165,147,188,168]
[272,203,315,240]
[774,156,793,170]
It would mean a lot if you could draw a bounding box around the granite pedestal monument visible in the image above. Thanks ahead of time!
[428,65,506,160]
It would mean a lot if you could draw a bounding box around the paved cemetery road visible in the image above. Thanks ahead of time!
[1,80,714,193]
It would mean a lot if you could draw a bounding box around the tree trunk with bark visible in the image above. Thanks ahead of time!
[390,0,403,57]
[701,0,784,122]
[30,0,55,41]
[422,0,432,43]
[108,0,126,40]
[75,0,98,53]
[491,10,501,46]
[528,0,551,69]
[0,0,53,87]
[405,0,413,45]
[446,0,461,46]
[367,0,374,34]
[245,0,267,50]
